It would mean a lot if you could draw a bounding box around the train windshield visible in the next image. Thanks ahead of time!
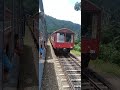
[57,33,65,42]
[66,33,73,42]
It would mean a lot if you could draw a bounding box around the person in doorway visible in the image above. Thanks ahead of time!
[39,45,44,59]
[44,41,46,49]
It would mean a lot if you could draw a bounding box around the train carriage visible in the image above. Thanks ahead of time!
[51,28,74,53]
[81,0,101,68]
[0,0,25,87]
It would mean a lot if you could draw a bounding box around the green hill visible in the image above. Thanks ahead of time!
[45,15,81,40]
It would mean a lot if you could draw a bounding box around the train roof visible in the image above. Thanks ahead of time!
[52,28,75,34]
[82,0,101,12]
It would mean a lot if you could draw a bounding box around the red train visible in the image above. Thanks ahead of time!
[81,0,101,68]
[50,28,75,53]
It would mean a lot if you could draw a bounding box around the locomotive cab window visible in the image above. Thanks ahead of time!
[57,33,65,42]
[82,12,98,39]
[66,33,73,42]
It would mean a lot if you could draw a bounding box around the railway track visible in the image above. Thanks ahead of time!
[81,68,113,90]
[55,52,112,90]
[56,53,81,90]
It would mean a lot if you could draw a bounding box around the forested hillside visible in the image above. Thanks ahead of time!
[90,0,120,65]
[45,15,81,40]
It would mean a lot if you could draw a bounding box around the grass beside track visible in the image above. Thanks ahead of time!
[70,49,80,56]
[89,59,120,77]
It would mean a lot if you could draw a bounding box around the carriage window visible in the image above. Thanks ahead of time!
[66,33,73,42]
[82,12,97,39]
[81,25,92,38]
[57,33,65,42]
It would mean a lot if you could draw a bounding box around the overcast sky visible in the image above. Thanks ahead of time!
[42,0,81,25]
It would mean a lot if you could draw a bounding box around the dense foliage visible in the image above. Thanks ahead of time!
[90,0,120,66]
[74,2,81,11]
[74,40,81,52]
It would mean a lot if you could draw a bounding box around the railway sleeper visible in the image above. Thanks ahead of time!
[61,63,73,65]
[81,86,94,90]
[74,85,81,88]
[57,73,64,76]
[70,79,81,82]
[63,66,80,69]
[61,60,75,63]
[57,65,61,68]
[82,83,108,90]
[57,69,62,72]
[93,82,108,89]
[72,81,81,86]
[82,82,91,86]
[64,67,79,70]
[62,86,71,90]
[66,70,81,72]
[62,81,70,90]
[60,61,75,64]
[67,70,80,73]
[63,64,80,67]
[68,74,81,76]
[98,86,108,90]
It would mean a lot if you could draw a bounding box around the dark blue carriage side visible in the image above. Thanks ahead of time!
[0,0,25,89]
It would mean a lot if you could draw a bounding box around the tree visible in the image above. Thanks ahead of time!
[74,2,81,11]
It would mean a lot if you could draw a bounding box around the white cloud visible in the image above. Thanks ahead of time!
[43,0,81,24]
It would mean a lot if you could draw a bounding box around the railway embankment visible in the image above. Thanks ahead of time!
[89,60,120,90]
[41,40,59,90]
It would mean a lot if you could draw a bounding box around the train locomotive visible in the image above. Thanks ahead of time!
[50,28,74,54]
[81,0,101,68]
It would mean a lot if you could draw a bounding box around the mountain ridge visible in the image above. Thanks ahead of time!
[45,15,81,40]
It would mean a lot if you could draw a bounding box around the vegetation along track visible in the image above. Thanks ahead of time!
[82,68,113,90]
[57,53,81,90]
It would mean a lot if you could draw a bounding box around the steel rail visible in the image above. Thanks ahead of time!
[68,54,80,67]
[82,72,105,90]
[82,69,111,90]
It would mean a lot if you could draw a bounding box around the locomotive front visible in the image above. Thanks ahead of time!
[51,28,74,54]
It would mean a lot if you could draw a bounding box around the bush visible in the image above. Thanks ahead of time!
[98,43,120,66]
[75,39,80,44]
[110,50,120,66]
[73,44,81,51]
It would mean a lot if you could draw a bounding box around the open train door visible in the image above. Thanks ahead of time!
[81,0,101,68]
